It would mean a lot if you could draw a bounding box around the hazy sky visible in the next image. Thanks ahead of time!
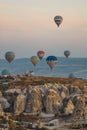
[0,0,87,58]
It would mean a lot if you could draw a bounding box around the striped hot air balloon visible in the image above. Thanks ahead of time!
[46,56,57,69]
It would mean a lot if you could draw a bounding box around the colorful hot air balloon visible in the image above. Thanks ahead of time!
[37,50,45,60]
[64,50,70,58]
[31,56,40,66]
[46,56,57,69]
[54,15,63,27]
[5,51,15,63]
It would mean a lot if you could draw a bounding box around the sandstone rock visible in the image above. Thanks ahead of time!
[5,88,22,94]
[82,85,87,94]
[14,94,26,115]
[25,86,43,113]
[2,82,87,115]
[69,85,81,94]
[0,103,4,116]
[0,97,10,109]
[64,99,75,115]
[0,91,2,97]
[43,89,62,114]
[57,85,69,100]
[60,91,66,100]
[4,89,21,112]
[73,94,87,121]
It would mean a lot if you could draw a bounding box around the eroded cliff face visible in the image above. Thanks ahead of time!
[14,94,26,115]
[1,77,87,116]
[43,88,62,114]
[73,94,87,121]
[25,86,43,113]
[0,97,10,110]
[64,99,75,115]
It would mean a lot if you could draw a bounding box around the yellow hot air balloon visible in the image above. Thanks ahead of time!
[31,56,40,66]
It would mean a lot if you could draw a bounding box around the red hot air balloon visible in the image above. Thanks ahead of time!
[37,50,45,60]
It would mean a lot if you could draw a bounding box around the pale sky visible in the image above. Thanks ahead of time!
[0,0,87,58]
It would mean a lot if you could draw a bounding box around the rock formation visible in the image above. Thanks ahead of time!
[0,78,87,116]
[0,97,10,109]
[73,94,87,121]
[0,103,4,116]
[25,86,43,113]
[64,99,75,115]
[43,89,62,114]
[14,94,26,115]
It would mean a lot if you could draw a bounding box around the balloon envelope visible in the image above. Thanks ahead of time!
[1,69,10,76]
[69,73,76,78]
[31,56,40,66]
[54,15,63,27]
[5,51,15,63]
[64,50,70,58]
[46,56,57,69]
[37,50,45,60]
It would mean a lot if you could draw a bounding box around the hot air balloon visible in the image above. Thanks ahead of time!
[69,73,76,78]
[31,56,40,66]
[37,50,45,60]
[46,56,57,69]
[5,51,15,63]
[64,50,70,58]
[1,69,10,77]
[54,15,63,27]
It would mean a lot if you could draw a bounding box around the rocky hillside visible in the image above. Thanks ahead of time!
[0,75,87,120]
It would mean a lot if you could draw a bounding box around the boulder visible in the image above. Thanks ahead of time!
[0,97,10,109]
